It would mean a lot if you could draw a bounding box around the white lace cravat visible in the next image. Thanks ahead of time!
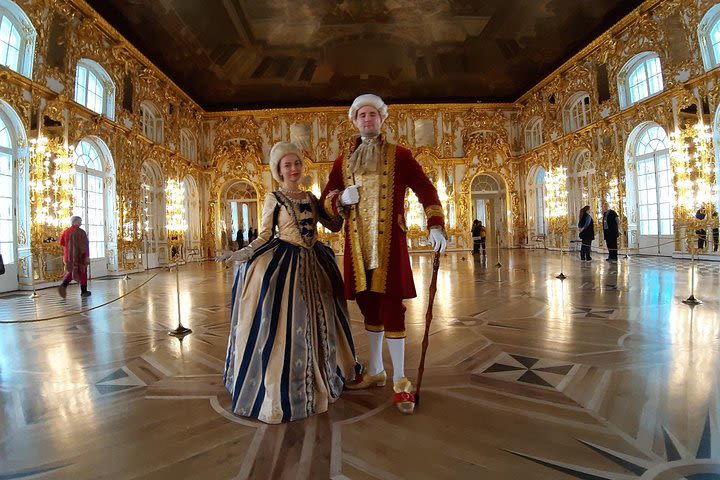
[348,136,381,174]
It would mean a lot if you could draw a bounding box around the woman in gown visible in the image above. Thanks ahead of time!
[222,141,360,424]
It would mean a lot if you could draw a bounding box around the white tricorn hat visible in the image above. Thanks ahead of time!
[269,141,303,182]
[348,93,388,121]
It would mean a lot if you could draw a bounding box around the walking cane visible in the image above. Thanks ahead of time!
[415,250,441,407]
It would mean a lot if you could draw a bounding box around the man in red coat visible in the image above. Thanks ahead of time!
[321,94,447,414]
[58,215,91,298]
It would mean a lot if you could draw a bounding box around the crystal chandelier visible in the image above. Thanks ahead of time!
[165,179,188,233]
[544,166,568,232]
[29,136,75,228]
[670,122,716,215]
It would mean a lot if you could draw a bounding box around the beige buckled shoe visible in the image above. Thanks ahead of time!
[345,370,387,390]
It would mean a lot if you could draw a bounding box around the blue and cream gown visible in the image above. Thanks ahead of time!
[224,190,359,424]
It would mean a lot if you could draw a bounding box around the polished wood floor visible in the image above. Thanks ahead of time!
[1,249,719,479]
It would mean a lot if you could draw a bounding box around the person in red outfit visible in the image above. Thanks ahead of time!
[58,216,91,298]
[320,94,447,414]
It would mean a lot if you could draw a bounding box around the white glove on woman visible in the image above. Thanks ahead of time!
[215,251,233,262]
[339,185,360,206]
[225,247,253,266]
[428,228,447,253]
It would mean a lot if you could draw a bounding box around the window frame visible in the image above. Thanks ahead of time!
[0,109,15,263]
[74,59,116,120]
[0,0,35,78]
[698,4,720,71]
[563,93,591,133]
[631,125,673,236]
[534,168,547,235]
[180,129,197,161]
[618,52,664,109]
[140,102,164,144]
[73,139,108,259]
[524,118,543,151]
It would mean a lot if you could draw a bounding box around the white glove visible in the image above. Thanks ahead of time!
[215,251,232,262]
[225,247,252,266]
[339,185,360,206]
[428,228,447,253]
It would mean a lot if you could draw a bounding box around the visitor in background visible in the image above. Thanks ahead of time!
[578,205,594,261]
[58,216,91,298]
[602,203,619,261]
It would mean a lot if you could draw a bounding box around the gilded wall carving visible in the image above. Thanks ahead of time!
[2,0,719,289]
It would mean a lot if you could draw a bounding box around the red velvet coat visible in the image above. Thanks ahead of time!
[321,139,444,300]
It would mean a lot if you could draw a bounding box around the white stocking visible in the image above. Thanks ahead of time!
[386,338,405,383]
[366,330,384,376]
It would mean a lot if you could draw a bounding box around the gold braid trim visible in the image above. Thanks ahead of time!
[365,324,385,332]
[324,191,341,218]
[343,144,367,293]
[384,330,406,339]
[369,144,396,293]
[424,205,444,221]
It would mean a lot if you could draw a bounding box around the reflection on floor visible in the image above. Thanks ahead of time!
[1,251,719,479]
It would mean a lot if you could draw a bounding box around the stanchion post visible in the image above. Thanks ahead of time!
[168,248,192,338]
[166,178,191,338]
[495,234,502,268]
[556,235,566,280]
[683,245,702,305]
[23,253,39,299]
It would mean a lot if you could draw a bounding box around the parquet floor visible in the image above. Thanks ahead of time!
[1,250,719,479]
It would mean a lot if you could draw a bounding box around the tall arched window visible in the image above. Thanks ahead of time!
[140,161,164,266]
[223,181,258,250]
[0,109,15,263]
[183,175,200,254]
[629,124,673,236]
[180,129,197,161]
[698,4,720,71]
[568,150,596,221]
[713,104,720,216]
[563,93,591,133]
[618,52,663,109]
[140,101,163,144]
[0,0,35,78]
[524,118,543,150]
[73,139,111,259]
[535,169,547,235]
[74,59,115,119]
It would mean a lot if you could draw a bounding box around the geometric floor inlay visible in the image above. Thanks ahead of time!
[95,366,146,395]
[571,307,615,318]
[479,353,576,388]
[509,413,720,479]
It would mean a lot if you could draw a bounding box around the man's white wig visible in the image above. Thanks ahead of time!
[348,94,388,121]
[269,141,303,182]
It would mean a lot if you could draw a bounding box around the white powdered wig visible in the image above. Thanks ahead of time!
[269,141,303,182]
[348,94,388,121]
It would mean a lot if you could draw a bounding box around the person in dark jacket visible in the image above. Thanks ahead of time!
[471,219,481,254]
[578,205,594,261]
[602,203,619,261]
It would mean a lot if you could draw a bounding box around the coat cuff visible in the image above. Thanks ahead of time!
[324,191,343,218]
[424,205,445,229]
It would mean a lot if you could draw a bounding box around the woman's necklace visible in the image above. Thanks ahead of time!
[280,185,303,194]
